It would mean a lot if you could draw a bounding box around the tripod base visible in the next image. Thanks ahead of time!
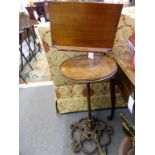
[71,117,113,155]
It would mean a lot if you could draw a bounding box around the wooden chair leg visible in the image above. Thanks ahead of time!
[29,26,42,53]
[19,74,27,84]
[24,28,37,61]
[19,47,33,70]
[107,78,116,120]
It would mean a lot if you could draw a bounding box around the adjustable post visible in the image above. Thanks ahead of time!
[86,83,92,120]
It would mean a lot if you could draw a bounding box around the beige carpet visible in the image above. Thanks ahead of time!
[19,26,51,84]
[19,51,51,84]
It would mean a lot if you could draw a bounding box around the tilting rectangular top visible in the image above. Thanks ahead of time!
[48,2,123,52]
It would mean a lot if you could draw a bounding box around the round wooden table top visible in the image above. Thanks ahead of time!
[60,55,117,83]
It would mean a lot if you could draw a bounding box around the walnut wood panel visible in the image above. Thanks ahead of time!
[48,2,123,50]
[60,55,117,83]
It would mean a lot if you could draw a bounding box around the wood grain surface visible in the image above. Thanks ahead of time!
[60,55,117,83]
[48,2,123,50]
[52,45,112,53]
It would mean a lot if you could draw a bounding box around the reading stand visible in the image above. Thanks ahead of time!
[48,2,123,154]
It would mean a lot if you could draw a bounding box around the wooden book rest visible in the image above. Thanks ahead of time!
[48,2,123,52]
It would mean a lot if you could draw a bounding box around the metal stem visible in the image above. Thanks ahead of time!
[86,83,92,120]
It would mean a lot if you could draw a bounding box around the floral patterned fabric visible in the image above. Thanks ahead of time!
[112,12,135,62]
[38,8,135,113]
[55,83,125,113]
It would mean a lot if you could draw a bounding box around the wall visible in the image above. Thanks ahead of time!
[20,0,45,8]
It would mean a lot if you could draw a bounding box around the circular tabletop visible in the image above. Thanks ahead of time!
[60,55,117,83]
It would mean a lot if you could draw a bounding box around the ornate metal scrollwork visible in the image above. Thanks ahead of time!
[71,117,113,155]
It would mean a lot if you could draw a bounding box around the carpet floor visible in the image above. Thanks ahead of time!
[19,26,51,84]
[19,52,51,84]
[19,83,133,155]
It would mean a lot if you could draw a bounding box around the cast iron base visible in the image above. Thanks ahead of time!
[71,117,113,155]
